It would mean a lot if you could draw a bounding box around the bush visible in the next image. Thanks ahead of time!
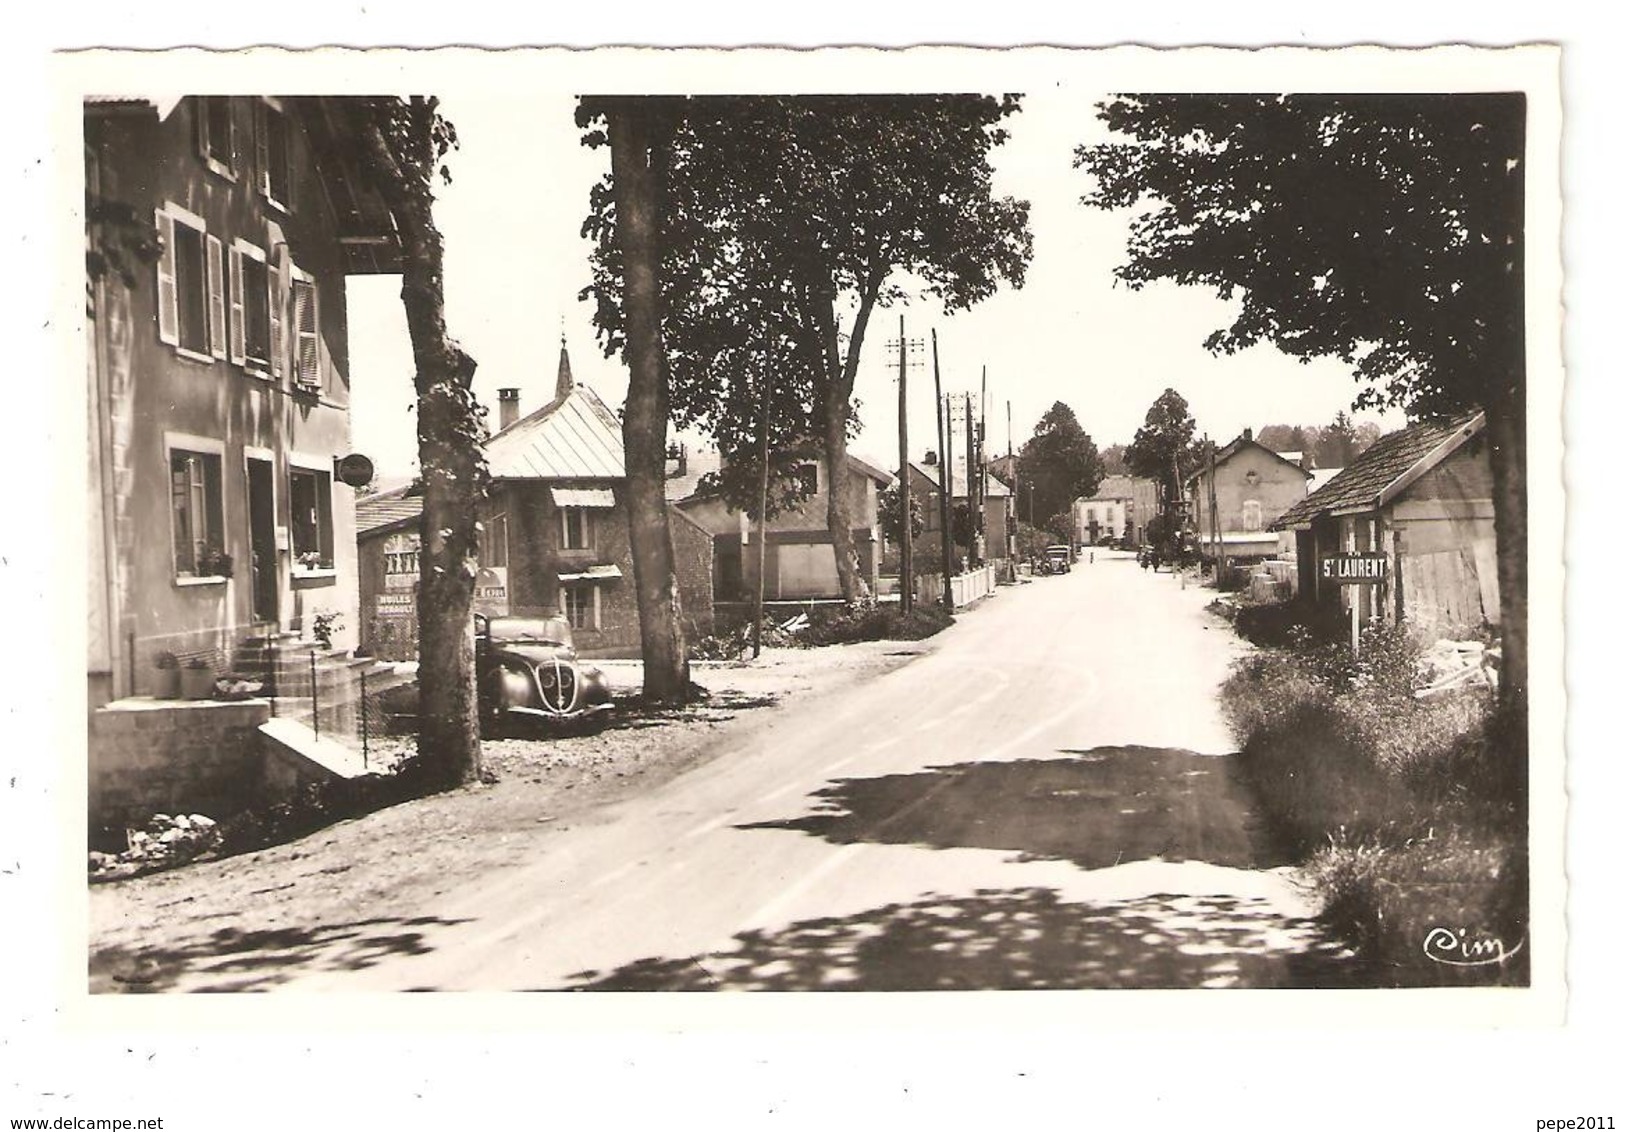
[1220,625,1524,986]
[799,603,953,647]
[1307,829,1528,986]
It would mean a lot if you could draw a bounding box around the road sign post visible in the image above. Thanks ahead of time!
[1320,553,1389,658]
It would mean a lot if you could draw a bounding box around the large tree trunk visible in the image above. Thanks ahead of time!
[1484,393,1527,747]
[819,287,880,604]
[606,101,690,703]
[351,97,484,787]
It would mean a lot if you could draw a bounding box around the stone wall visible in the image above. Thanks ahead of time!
[88,698,272,849]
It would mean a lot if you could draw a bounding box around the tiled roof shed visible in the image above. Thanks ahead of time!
[1271,412,1485,531]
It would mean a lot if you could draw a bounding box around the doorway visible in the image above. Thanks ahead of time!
[246,457,279,624]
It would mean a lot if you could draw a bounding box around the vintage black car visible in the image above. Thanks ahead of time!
[475,613,613,729]
[1044,544,1072,574]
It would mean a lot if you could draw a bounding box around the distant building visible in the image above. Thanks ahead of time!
[1272,412,1495,640]
[1185,429,1311,564]
[1074,475,1160,547]
[356,342,715,659]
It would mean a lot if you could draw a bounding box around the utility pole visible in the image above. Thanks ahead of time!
[963,392,977,568]
[934,331,954,611]
[751,344,772,659]
[979,366,989,566]
[888,316,923,615]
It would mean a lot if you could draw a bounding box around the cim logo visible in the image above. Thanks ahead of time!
[1422,926,1524,968]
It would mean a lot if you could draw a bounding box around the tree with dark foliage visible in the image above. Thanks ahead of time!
[1123,388,1203,513]
[581,95,1033,604]
[1080,93,1527,722]
[1017,402,1103,531]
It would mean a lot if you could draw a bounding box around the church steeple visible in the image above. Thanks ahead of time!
[556,329,575,400]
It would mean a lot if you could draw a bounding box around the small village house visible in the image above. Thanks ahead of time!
[85,95,398,836]
[675,449,891,604]
[903,452,1016,570]
[1185,428,1311,569]
[1271,412,1495,641]
[356,342,715,660]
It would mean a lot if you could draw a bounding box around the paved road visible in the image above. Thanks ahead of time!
[290,552,1356,991]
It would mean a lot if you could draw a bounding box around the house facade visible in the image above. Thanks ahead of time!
[356,346,715,660]
[677,452,891,602]
[1074,475,1160,547]
[1185,429,1311,564]
[1272,413,1496,640]
[86,96,394,706]
[904,455,1016,569]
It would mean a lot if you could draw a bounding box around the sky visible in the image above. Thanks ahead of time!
[346,90,1405,481]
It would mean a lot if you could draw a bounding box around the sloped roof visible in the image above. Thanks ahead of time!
[848,452,897,487]
[1271,412,1485,530]
[1086,474,1156,502]
[356,490,423,538]
[664,448,723,502]
[908,459,1012,498]
[485,382,625,481]
[1186,434,1311,487]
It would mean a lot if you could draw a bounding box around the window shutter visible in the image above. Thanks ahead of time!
[193,99,209,163]
[154,209,178,346]
[205,235,226,360]
[268,248,284,380]
[254,101,270,197]
[227,246,246,366]
[294,277,319,388]
[227,100,239,175]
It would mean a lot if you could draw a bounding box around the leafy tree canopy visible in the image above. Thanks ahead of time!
[1017,402,1103,526]
[1123,388,1202,502]
[581,95,1033,542]
[1078,94,1523,420]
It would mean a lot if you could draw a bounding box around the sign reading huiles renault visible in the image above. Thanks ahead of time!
[1320,553,1389,584]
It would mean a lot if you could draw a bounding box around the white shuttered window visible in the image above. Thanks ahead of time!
[292,272,319,389]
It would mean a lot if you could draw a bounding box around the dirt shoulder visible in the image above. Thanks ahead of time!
[89,640,930,989]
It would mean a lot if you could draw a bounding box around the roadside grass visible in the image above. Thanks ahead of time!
[1220,619,1527,986]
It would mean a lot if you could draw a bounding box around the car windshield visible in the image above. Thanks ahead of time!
[486,617,573,647]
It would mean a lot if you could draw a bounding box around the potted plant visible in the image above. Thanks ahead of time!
[180,656,215,700]
[199,549,234,578]
[152,651,181,699]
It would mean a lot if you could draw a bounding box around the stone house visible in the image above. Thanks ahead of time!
[355,343,715,660]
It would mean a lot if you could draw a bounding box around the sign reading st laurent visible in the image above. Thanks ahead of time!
[1320,553,1389,584]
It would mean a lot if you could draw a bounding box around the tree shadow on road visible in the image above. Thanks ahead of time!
[90,915,473,993]
[563,886,1368,990]
[738,747,1289,872]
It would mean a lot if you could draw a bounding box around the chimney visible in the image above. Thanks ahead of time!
[923,450,938,466]
[556,335,575,400]
[1242,427,1253,442]
[498,388,520,431]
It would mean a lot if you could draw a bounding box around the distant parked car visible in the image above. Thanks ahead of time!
[1044,544,1072,574]
[475,613,613,731]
